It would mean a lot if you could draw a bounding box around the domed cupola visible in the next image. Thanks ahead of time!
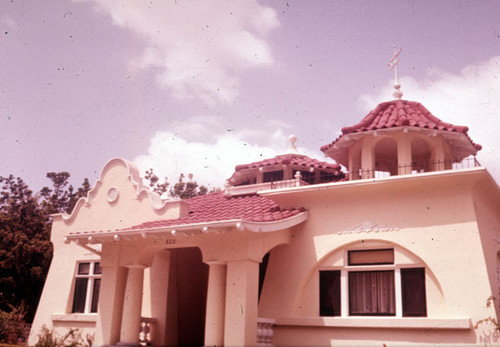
[226,135,345,195]
[320,99,481,180]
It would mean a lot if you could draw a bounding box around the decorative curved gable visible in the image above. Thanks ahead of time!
[52,158,186,233]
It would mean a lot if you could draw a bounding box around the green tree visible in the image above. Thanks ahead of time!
[170,173,208,200]
[0,172,90,325]
[40,172,90,214]
[143,170,209,199]
[144,169,169,195]
[0,175,52,323]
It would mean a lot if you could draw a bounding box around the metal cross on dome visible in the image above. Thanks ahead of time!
[388,45,403,99]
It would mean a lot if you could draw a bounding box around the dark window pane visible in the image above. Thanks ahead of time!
[299,170,315,184]
[263,171,284,183]
[91,279,101,313]
[78,263,90,275]
[94,262,102,275]
[348,249,394,266]
[72,278,88,313]
[319,271,341,316]
[259,253,270,301]
[402,268,427,317]
[349,271,395,316]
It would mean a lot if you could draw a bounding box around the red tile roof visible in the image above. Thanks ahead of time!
[321,100,481,153]
[126,192,305,231]
[233,154,341,172]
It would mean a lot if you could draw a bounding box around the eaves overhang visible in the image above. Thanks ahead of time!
[64,211,309,247]
[323,126,480,167]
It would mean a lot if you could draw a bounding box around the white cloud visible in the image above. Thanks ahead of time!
[360,56,500,185]
[133,128,289,190]
[83,0,279,105]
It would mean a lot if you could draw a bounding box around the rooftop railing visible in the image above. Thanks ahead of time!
[268,156,481,189]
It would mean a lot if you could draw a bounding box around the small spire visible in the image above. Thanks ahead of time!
[388,45,403,99]
[288,134,298,154]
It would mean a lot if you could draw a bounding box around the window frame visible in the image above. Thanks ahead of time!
[71,261,102,314]
[319,248,427,318]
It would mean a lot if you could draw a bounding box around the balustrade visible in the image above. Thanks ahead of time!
[139,317,157,346]
[257,318,276,347]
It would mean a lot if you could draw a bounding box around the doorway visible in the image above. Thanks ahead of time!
[158,247,208,346]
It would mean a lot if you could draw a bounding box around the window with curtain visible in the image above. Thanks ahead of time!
[71,261,101,313]
[319,248,427,318]
[349,270,395,316]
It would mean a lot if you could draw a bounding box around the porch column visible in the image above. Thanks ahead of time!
[119,265,146,346]
[94,265,127,346]
[204,261,227,347]
[224,259,259,346]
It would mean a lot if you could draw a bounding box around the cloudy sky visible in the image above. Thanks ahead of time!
[1,0,499,191]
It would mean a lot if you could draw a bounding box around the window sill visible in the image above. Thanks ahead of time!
[274,317,472,330]
[52,313,97,323]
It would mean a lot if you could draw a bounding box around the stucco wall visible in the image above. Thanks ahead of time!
[259,169,499,345]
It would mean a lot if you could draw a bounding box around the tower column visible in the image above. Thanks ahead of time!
[361,142,375,179]
[397,136,412,175]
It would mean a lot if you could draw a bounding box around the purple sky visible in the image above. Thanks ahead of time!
[1,0,499,191]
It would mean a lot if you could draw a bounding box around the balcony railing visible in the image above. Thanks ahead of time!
[348,156,481,180]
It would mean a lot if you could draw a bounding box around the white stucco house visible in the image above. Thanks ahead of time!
[29,96,500,346]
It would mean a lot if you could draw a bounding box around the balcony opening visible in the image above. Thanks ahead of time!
[374,138,398,178]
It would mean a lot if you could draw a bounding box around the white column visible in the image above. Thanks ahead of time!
[397,137,412,175]
[361,143,375,179]
[224,259,259,347]
[340,270,348,317]
[204,261,227,347]
[150,251,172,346]
[119,265,146,346]
[394,268,403,318]
[94,265,127,346]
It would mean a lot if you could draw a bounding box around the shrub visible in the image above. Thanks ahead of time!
[34,326,93,347]
[0,306,28,344]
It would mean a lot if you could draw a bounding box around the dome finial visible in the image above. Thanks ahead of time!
[288,134,298,154]
[388,45,403,99]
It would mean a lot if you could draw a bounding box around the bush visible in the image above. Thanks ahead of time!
[0,306,28,344]
[34,326,93,347]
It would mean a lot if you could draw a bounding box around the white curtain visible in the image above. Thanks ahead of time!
[349,271,395,315]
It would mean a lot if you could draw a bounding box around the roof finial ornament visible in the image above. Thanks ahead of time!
[288,134,299,154]
[388,44,403,99]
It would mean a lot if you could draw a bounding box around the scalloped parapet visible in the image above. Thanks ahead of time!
[51,158,187,232]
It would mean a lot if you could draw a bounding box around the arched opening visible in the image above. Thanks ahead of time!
[374,138,398,177]
[411,137,432,173]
